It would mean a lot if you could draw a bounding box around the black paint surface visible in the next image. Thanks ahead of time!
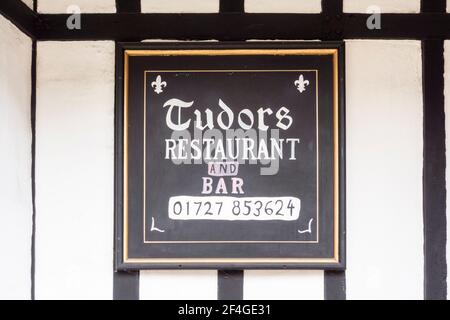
[116,42,345,270]
[143,70,318,244]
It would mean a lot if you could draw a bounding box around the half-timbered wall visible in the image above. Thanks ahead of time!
[0,0,448,300]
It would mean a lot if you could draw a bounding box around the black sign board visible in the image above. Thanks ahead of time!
[115,42,345,270]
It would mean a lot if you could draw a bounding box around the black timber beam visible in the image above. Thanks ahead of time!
[0,0,37,38]
[34,13,450,41]
[115,0,141,13]
[421,0,447,301]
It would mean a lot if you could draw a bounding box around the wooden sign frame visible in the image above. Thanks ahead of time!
[115,42,346,270]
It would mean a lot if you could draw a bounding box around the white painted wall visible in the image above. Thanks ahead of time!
[35,41,115,299]
[245,0,321,13]
[31,40,427,299]
[38,0,116,13]
[141,0,219,13]
[345,40,424,300]
[0,0,437,300]
[0,15,33,300]
[445,40,450,300]
[343,0,420,13]
[140,271,217,300]
[244,271,323,300]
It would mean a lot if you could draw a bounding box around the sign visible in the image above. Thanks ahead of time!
[116,42,345,269]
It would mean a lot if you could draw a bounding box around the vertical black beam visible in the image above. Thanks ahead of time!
[30,34,37,301]
[421,0,447,301]
[422,40,447,300]
[218,270,244,300]
[220,0,244,13]
[321,0,343,14]
[113,3,140,301]
[113,272,140,300]
[116,0,141,13]
[322,0,346,301]
[421,0,446,13]
[218,0,245,301]
[30,0,37,301]
[324,271,346,300]
[321,0,344,40]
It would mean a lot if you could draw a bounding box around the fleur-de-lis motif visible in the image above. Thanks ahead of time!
[151,75,167,94]
[294,74,310,93]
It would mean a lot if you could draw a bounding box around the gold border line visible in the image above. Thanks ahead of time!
[127,49,338,57]
[333,51,340,262]
[123,48,340,265]
[124,52,129,262]
[124,258,338,264]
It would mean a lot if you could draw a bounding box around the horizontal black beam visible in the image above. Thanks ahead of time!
[35,13,450,41]
[0,0,37,38]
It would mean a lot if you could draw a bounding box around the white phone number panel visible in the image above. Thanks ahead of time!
[168,196,301,221]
